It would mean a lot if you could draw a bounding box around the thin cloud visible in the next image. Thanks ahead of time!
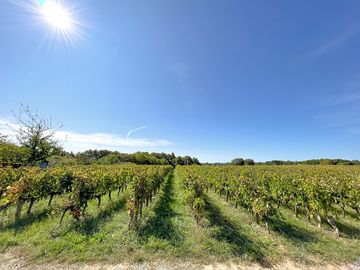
[302,23,360,61]
[0,118,172,153]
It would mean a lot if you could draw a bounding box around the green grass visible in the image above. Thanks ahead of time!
[1,171,360,267]
[204,190,360,265]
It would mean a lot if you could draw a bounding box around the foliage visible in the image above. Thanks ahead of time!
[127,165,173,227]
[177,165,360,237]
[0,164,172,225]
[14,105,62,165]
[48,155,78,167]
[98,153,121,165]
[244,159,255,166]
[1,165,360,265]
[231,158,245,166]
[0,142,30,167]
[74,150,199,166]
[261,159,360,166]
[177,167,206,223]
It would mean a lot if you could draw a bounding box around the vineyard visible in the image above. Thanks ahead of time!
[1,164,360,267]
[0,164,172,226]
[178,165,360,237]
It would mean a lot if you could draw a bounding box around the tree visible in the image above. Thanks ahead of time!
[14,105,62,165]
[244,159,255,166]
[184,156,193,165]
[99,153,121,165]
[192,157,201,165]
[231,158,245,166]
[167,152,177,167]
[176,156,185,165]
[319,159,334,165]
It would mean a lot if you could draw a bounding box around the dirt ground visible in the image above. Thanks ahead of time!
[1,252,360,270]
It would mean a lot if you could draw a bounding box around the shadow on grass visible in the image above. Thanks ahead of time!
[336,221,360,239]
[0,207,53,233]
[268,214,318,243]
[343,209,360,221]
[203,195,270,267]
[71,195,128,236]
[0,192,128,236]
[136,173,183,245]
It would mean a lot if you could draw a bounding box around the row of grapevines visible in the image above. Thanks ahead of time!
[177,165,360,236]
[177,167,206,223]
[60,165,135,223]
[127,165,173,227]
[0,166,74,218]
[0,165,172,225]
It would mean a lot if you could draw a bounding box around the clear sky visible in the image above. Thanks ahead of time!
[1,0,360,162]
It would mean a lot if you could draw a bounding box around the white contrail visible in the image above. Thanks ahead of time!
[126,125,148,139]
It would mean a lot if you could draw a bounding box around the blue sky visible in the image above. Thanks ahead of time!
[1,0,360,162]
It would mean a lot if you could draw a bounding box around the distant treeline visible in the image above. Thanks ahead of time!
[202,158,360,166]
[258,159,360,166]
[202,158,255,166]
[0,141,200,167]
[53,150,200,167]
[2,139,359,168]
[224,158,360,166]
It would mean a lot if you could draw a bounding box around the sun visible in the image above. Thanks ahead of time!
[7,0,85,48]
[31,0,85,47]
[38,0,73,31]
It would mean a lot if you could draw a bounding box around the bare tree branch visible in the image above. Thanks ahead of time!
[12,104,63,165]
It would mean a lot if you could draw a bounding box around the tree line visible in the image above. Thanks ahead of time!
[207,158,360,166]
[56,150,200,166]
[258,159,360,166]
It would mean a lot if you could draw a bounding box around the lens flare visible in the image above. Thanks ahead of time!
[39,1,73,31]
[38,0,46,7]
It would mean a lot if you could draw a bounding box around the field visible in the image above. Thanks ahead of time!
[0,165,360,269]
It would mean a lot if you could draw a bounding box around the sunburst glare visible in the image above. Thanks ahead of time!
[9,0,86,49]
[39,1,73,31]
